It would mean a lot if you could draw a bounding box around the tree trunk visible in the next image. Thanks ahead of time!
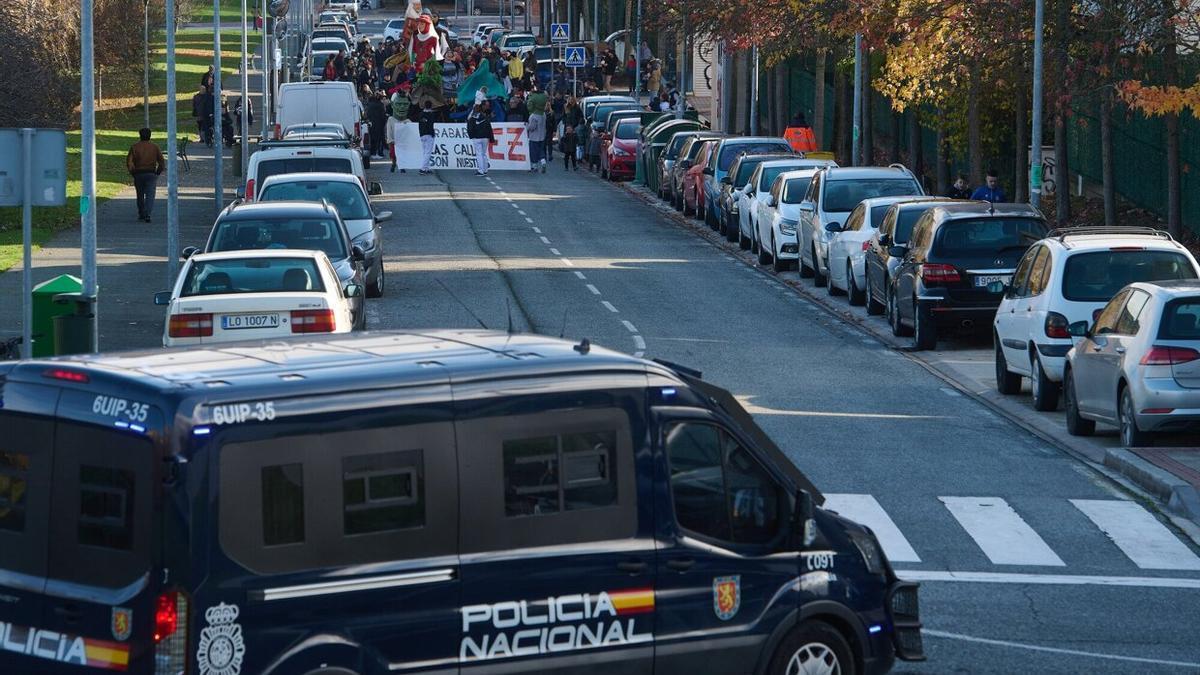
[834,66,848,164]
[908,110,922,178]
[813,49,827,149]
[1013,63,1028,203]
[889,109,902,164]
[861,48,873,165]
[936,119,950,195]
[1100,89,1116,226]
[623,0,633,80]
[774,66,786,135]
[967,67,982,185]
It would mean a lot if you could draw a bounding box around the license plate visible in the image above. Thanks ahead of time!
[975,275,1011,289]
[221,313,280,330]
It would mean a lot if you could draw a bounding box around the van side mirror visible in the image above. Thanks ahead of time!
[154,291,172,306]
[763,195,775,207]
[368,181,384,196]
[180,246,198,260]
[1068,320,1089,337]
[795,490,816,548]
[888,245,908,258]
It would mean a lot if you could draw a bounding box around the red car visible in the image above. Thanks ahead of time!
[683,139,718,217]
[601,118,641,181]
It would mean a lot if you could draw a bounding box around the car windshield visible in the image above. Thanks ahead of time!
[718,142,791,171]
[1159,298,1200,339]
[259,180,372,234]
[783,177,813,204]
[615,122,640,140]
[181,257,327,297]
[823,179,921,212]
[759,165,802,190]
[211,217,347,259]
[933,218,1047,255]
[1064,250,1197,302]
[257,158,353,188]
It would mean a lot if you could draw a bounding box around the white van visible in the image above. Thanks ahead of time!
[274,81,364,146]
[243,141,368,202]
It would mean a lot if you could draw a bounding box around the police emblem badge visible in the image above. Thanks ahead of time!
[197,602,246,675]
[713,575,741,621]
[111,607,132,641]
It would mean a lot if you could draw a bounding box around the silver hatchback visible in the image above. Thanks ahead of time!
[1064,280,1200,446]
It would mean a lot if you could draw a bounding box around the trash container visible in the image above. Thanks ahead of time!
[30,274,82,357]
[52,293,97,356]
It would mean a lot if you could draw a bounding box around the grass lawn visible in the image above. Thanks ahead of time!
[188,0,253,24]
[0,28,253,273]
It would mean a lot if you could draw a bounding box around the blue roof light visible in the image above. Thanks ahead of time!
[193,426,212,436]
[661,387,676,397]
[868,625,883,634]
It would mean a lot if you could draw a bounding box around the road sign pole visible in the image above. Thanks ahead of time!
[21,129,32,359]
[166,0,180,288]
[81,0,98,351]
[214,0,223,218]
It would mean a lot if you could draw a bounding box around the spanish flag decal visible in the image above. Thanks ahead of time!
[608,587,655,615]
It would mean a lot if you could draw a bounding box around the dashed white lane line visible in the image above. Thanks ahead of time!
[633,335,646,350]
[601,300,618,312]
[532,226,541,233]
[550,248,561,255]
[518,210,527,216]
[525,217,535,223]
[621,320,639,333]
[539,236,551,244]
[574,271,587,279]
[560,258,574,266]
[511,203,520,209]
[586,284,601,295]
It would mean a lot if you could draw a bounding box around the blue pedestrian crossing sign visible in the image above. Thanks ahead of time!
[550,23,570,42]
[565,47,586,68]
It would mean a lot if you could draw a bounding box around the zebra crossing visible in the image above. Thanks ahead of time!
[822,493,1200,573]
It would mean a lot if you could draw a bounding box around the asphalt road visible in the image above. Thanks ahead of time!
[366,158,1200,672]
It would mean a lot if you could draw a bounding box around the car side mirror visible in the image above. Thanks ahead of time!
[799,202,815,213]
[763,195,775,207]
[888,245,908,258]
[344,283,362,298]
[795,489,816,548]
[180,246,198,260]
[678,160,691,169]
[1068,320,1089,337]
[702,167,714,176]
[824,221,842,233]
[351,245,366,262]
[368,181,384,196]
[878,233,892,247]
[153,291,172,306]
[375,210,393,222]
[720,176,731,185]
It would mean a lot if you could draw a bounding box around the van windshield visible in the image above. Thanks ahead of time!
[211,217,347,259]
[257,158,353,189]
[1064,250,1197,302]
[181,257,328,296]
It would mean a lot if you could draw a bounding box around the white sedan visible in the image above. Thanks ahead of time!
[754,169,823,273]
[738,158,837,252]
[157,249,360,347]
[826,195,931,305]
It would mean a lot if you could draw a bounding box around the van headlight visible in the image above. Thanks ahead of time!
[779,218,798,235]
[848,529,885,575]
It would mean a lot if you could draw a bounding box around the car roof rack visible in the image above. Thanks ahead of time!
[1046,226,1173,243]
[258,138,352,150]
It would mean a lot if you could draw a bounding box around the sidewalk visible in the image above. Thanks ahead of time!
[614,177,1200,531]
[0,80,264,352]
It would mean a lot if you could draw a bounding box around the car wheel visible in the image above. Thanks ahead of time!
[1064,369,1096,436]
[769,620,856,675]
[683,196,693,216]
[366,263,385,298]
[827,265,843,296]
[994,338,1022,394]
[847,264,866,306]
[866,275,884,315]
[674,190,683,211]
[889,290,911,337]
[772,238,789,273]
[799,244,814,278]
[1119,387,1152,447]
[706,204,719,230]
[738,225,751,250]
[1030,352,1060,411]
[758,237,773,265]
[751,228,760,255]
[913,301,936,350]
[725,214,739,242]
[811,244,827,287]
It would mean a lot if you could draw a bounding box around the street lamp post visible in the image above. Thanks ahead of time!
[166,0,180,287]
[213,0,223,218]
[852,33,862,167]
[634,0,642,102]
[81,0,98,351]
[241,0,250,178]
[749,45,759,135]
[143,0,151,129]
[1030,0,1045,204]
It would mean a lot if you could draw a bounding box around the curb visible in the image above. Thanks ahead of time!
[610,175,1200,533]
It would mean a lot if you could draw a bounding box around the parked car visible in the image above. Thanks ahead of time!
[601,118,640,180]
[305,50,342,81]
[469,22,502,45]
[682,139,720,217]
[185,200,368,330]
[798,165,924,288]
[718,153,796,241]
[994,226,1200,410]
[889,202,1048,350]
[497,32,536,51]
[256,172,393,298]
[739,158,837,250]
[658,131,701,199]
[156,249,358,346]
[384,18,412,42]
[864,199,965,316]
[753,169,825,273]
[274,80,365,147]
[825,196,935,305]
[668,132,723,208]
[326,0,358,20]
[1064,280,1200,446]
[700,137,794,229]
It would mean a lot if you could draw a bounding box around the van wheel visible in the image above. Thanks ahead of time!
[1064,370,1095,436]
[811,245,827,287]
[889,291,912,337]
[706,204,719,230]
[1030,353,1060,411]
[770,620,856,675]
[1119,387,1152,447]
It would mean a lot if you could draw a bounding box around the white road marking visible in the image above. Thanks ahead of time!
[922,628,1200,668]
[939,387,962,397]
[550,248,561,255]
[532,226,541,233]
[634,351,645,357]
[574,271,587,280]
[518,210,527,216]
[735,397,952,420]
[621,320,638,333]
[560,258,574,266]
[586,284,601,295]
[1070,499,1200,571]
[822,494,921,563]
[633,335,646,350]
[539,236,551,244]
[940,497,1065,566]
[511,203,520,209]
[900,569,1200,589]
[525,217,535,223]
[601,301,618,313]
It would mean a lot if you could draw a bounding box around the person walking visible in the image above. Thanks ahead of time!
[947,174,972,199]
[601,48,618,91]
[192,86,214,146]
[200,65,214,92]
[234,96,254,139]
[526,104,546,173]
[387,91,412,173]
[467,102,496,176]
[561,124,578,171]
[418,100,437,174]
[366,91,388,159]
[783,111,818,153]
[970,169,1008,202]
[126,128,165,223]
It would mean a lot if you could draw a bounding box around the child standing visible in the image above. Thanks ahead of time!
[561,125,578,171]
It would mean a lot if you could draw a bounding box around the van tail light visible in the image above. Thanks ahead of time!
[168,313,213,338]
[154,591,189,674]
[1140,346,1200,366]
[245,178,255,201]
[862,241,871,252]
[43,368,90,383]
[273,123,281,140]
[1045,312,1071,339]
[291,309,336,333]
[921,263,961,286]
[354,121,361,139]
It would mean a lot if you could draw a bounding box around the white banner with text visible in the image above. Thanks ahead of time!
[391,122,530,171]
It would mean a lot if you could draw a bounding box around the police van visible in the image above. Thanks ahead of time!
[0,331,923,675]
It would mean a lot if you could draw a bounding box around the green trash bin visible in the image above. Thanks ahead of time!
[30,274,82,357]
[52,293,97,356]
